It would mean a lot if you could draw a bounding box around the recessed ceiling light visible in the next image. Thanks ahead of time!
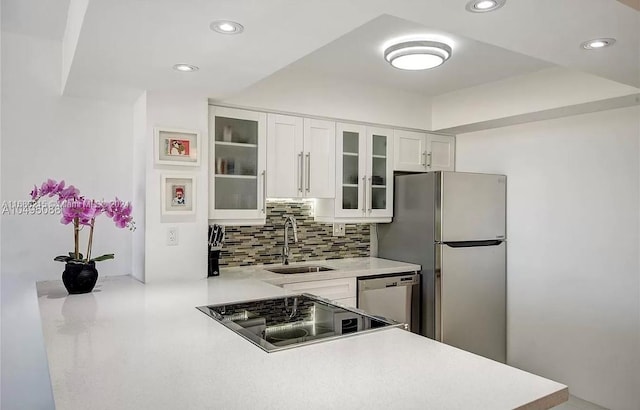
[465,0,506,12]
[173,64,199,72]
[581,38,616,50]
[384,41,452,71]
[210,20,244,34]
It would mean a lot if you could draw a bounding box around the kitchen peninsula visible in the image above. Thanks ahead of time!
[35,258,567,409]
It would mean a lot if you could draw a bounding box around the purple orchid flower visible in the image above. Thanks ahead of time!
[40,179,59,197]
[30,179,135,265]
[104,198,134,229]
[59,185,80,201]
[30,185,39,201]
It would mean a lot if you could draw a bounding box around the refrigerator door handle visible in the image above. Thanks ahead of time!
[444,240,504,248]
[435,243,442,342]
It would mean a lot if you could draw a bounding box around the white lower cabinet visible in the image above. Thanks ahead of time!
[281,277,357,308]
[332,297,357,308]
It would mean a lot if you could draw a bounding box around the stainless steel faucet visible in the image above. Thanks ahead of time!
[282,216,298,265]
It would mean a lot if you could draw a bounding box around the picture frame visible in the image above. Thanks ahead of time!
[161,174,196,216]
[154,127,200,166]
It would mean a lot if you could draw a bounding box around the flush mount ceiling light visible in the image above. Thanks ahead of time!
[384,41,452,70]
[581,38,616,50]
[210,20,244,34]
[465,0,506,12]
[173,64,199,72]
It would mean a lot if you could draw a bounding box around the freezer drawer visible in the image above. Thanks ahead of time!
[437,241,506,363]
[439,172,506,242]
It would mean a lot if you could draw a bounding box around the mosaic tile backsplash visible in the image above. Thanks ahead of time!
[217,201,370,267]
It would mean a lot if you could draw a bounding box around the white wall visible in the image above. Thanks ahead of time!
[0,3,4,405]
[132,92,147,282]
[0,32,134,279]
[456,106,640,410]
[143,90,209,282]
[60,0,89,93]
[1,31,135,409]
[431,67,639,131]
[222,66,433,130]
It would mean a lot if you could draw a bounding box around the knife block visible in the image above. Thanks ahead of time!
[208,249,221,277]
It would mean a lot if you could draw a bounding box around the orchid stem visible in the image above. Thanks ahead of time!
[86,218,95,263]
[74,217,80,259]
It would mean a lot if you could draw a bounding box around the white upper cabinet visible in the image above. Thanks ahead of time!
[304,118,336,198]
[209,106,267,225]
[266,114,335,199]
[210,105,455,225]
[427,134,455,171]
[394,130,455,172]
[335,123,367,218]
[366,127,394,219]
[394,130,428,172]
[266,114,303,198]
[315,123,393,223]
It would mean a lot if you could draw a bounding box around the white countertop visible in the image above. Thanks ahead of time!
[35,257,567,410]
[219,257,421,285]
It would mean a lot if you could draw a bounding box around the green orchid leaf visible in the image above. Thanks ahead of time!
[54,255,71,262]
[91,254,115,262]
[67,252,84,259]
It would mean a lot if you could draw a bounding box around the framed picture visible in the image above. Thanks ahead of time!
[161,174,196,215]
[154,127,200,166]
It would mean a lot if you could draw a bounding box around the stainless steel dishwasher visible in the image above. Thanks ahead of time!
[357,273,420,334]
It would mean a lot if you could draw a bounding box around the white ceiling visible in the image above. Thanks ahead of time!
[1,0,70,40]
[284,15,553,97]
[2,0,639,101]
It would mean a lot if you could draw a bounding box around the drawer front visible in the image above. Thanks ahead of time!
[332,297,357,309]
[282,277,356,301]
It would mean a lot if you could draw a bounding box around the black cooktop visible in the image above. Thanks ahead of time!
[197,294,400,352]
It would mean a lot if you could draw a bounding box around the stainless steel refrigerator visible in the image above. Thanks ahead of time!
[378,171,506,363]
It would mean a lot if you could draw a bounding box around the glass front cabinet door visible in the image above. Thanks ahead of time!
[365,127,393,219]
[335,123,393,221]
[209,106,267,224]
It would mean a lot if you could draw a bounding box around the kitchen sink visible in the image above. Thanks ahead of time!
[266,265,334,274]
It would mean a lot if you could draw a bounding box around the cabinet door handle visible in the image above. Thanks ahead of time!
[305,153,311,193]
[261,170,267,214]
[362,176,367,214]
[421,151,427,168]
[367,176,372,213]
[298,152,304,192]
[427,152,433,168]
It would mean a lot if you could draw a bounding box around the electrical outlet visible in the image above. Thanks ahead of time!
[167,227,179,246]
[332,223,346,237]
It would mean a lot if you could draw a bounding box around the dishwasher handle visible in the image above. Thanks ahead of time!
[357,274,419,291]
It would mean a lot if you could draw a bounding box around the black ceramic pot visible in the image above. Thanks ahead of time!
[62,261,98,294]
